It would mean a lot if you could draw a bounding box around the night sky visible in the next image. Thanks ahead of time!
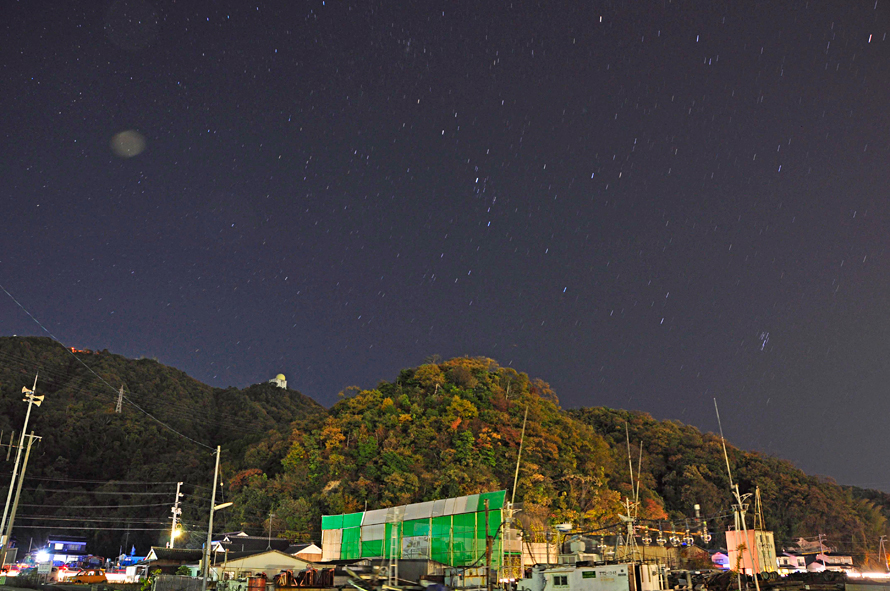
[3,1,890,490]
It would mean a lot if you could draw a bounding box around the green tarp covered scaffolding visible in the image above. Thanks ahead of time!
[321,491,507,567]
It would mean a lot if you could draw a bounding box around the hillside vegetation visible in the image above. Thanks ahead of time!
[0,337,324,556]
[0,337,886,565]
[229,356,890,566]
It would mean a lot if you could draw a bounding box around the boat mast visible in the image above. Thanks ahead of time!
[509,405,529,578]
[621,424,641,561]
[715,399,761,591]
[511,405,529,508]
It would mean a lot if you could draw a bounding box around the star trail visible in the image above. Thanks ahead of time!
[3,0,890,489]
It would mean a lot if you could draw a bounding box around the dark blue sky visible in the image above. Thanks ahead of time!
[3,0,890,490]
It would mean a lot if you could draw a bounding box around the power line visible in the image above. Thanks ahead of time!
[0,484,214,505]
[1,476,186,486]
[0,345,280,439]
[15,516,171,524]
[17,503,170,509]
[3,489,215,506]
[0,347,228,441]
[0,284,215,450]
[18,525,173,531]
[0,474,212,491]
[16,489,176,496]
[0,350,227,436]
[0,340,311,440]
[12,516,206,527]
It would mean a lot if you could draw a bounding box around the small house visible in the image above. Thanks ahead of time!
[209,549,311,580]
[144,547,205,574]
[777,553,806,574]
[287,543,323,563]
[806,553,855,573]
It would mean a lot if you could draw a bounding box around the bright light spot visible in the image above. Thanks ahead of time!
[110,130,146,158]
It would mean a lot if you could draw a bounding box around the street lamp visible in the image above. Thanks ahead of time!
[170,526,183,547]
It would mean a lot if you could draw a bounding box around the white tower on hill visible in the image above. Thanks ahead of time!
[269,374,287,389]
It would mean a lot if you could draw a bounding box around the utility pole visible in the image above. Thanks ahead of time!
[170,482,183,548]
[267,510,275,550]
[2,433,40,566]
[202,447,232,591]
[5,431,14,461]
[0,375,43,560]
[879,535,889,572]
[115,385,124,413]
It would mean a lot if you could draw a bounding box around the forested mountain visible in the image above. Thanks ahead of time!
[226,356,890,567]
[0,337,325,556]
[0,337,886,566]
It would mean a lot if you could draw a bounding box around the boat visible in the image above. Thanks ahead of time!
[517,561,666,591]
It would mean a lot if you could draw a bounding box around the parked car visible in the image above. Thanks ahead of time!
[43,567,61,583]
[72,569,107,584]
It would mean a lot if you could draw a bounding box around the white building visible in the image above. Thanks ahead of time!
[269,374,287,388]
[777,553,806,574]
[208,549,310,580]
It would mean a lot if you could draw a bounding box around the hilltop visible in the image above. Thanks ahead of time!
[0,337,887,566]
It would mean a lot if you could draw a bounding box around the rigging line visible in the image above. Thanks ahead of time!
[0,283,215,451]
